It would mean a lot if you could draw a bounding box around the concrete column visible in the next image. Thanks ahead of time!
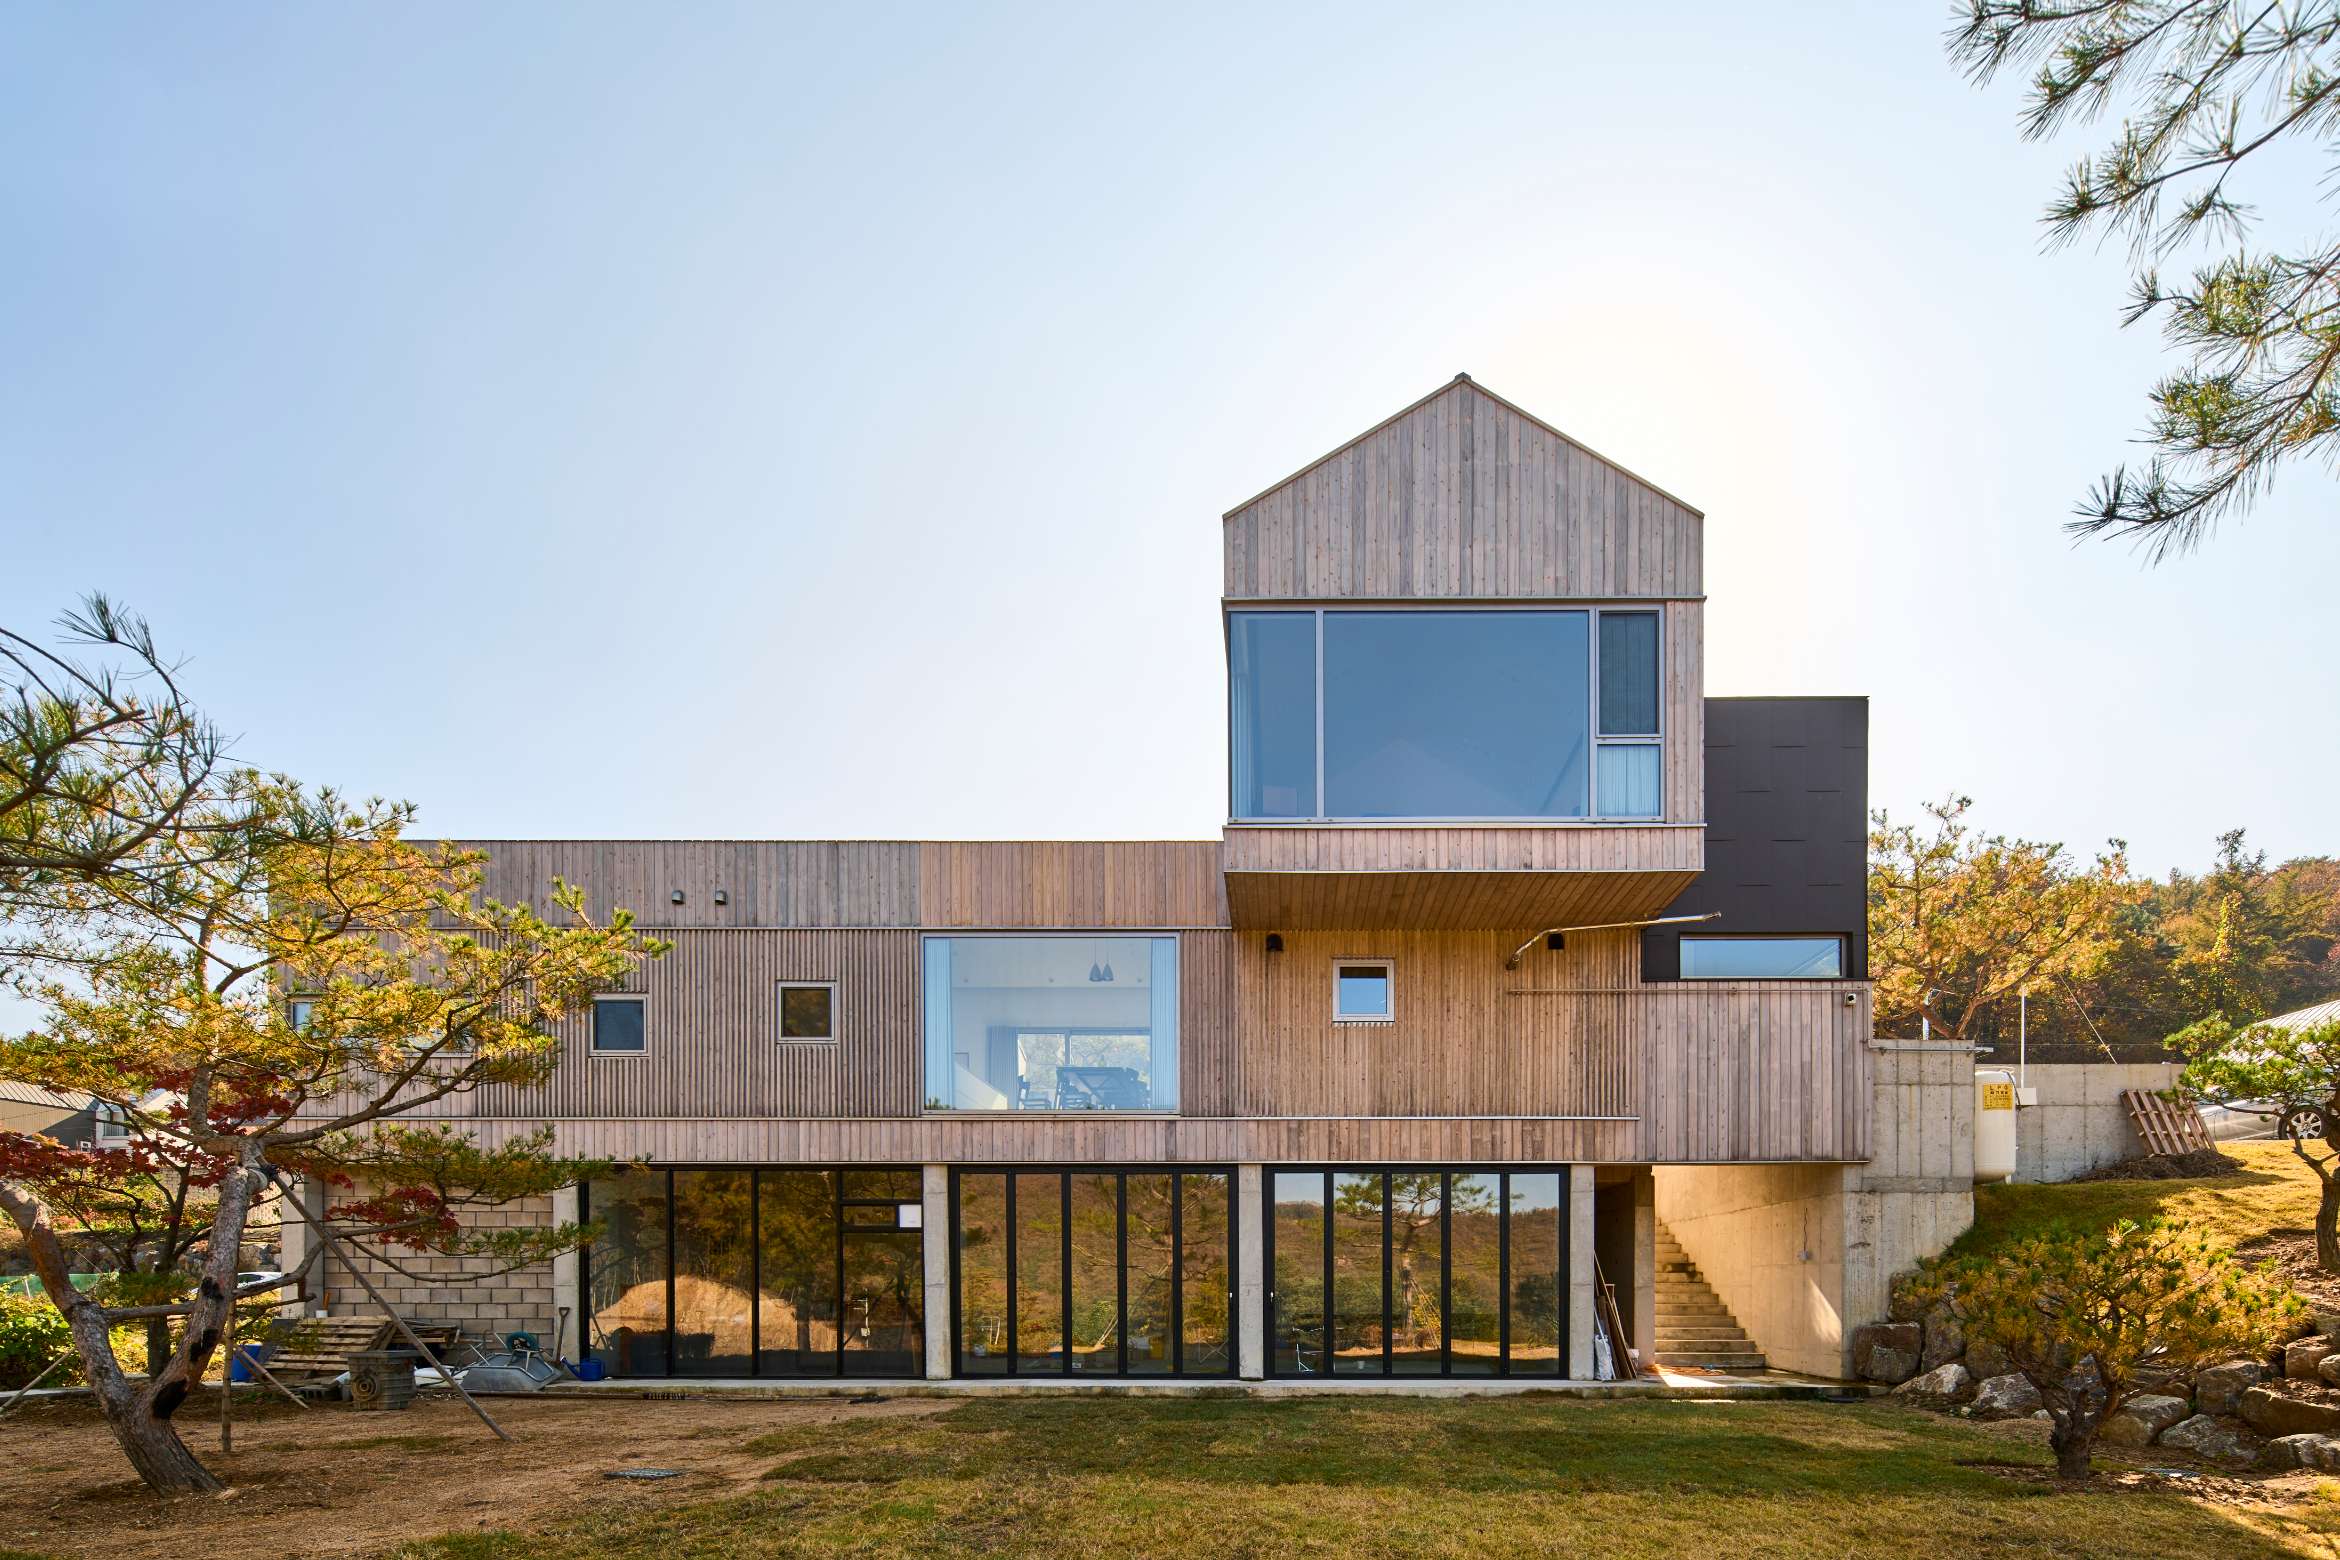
[922,1165,951,1380]
[550,1185,582,1359]
[1632,1169,1656,1374]
[1237,1164,1264,1379]
[277,1176,313,1313]
[1567,1164,1596,1380]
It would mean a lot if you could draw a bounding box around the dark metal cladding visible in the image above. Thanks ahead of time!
[1643,697,1868,981]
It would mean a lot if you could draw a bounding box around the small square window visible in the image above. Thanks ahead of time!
[1334,960,1393,1023]
[591,997,646,1054]
[288,998,317,1034]
[779,982,835,1042]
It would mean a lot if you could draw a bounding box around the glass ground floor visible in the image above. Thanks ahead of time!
[578,1162,1588,1381]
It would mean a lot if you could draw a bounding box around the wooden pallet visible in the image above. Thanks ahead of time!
[2123,1089,2215,1156]
[262,1314,397,1380]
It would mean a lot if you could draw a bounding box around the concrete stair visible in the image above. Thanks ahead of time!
[1652,1225,1767,1372]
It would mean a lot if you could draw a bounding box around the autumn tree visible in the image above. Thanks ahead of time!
[1869,796,2135,1045]
[2179,1013,2340,1268]
[0,776,664,1494]
[1928,1218,2297,1478]
[1950,3,2340,555]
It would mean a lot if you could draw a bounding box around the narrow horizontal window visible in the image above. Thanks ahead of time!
[779,982,835,1042]
[1334,960,1393,1023]
[1679,936,1843,980]
[591,996,647,1053]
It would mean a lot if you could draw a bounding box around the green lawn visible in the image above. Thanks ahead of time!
[1955,1140,2318,1258]
[384,1396,2328,1558]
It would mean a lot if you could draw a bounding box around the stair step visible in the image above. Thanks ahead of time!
[1657,1353,1769,1370]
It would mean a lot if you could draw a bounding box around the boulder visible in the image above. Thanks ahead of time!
[2318,1355,2340,1388]
[2161,1414,2259,1466]
[1972,1372,2045,1419]
[2239,1385,2340,1438]
[1920,1302,1965,1372]
[2263,1433,2340,1472]
[1964,1336,2012,1381]
[2100,1394,2192,1447]
[1892,1362,1972,1400]
[2196,1360,2268,1417]
[2286,1337,2336,1381]
[1854,1322,1924,1385]
[1888,1283,1930,1324]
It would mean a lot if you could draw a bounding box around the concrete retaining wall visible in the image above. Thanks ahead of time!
[1655,1043,1977,1378]
[2012,1062,2178,1182]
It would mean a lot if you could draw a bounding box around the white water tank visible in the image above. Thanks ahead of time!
[1975,1067,2018,1183]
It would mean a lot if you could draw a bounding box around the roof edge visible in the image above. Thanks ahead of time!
[1221,374,1706,522]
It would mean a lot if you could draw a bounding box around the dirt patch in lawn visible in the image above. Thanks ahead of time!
[2072,1149,2246,1182]
[2235,1227,2340,1312]
[0,1390,949,1560]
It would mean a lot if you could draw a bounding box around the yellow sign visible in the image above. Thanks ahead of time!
[1981,1082,2016,1111]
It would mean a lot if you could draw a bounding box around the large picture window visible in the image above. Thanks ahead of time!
[583,1167,923,1379]
[1267,1167,1569,1378]
[922,936,1180,1112]
[952,1167,1233,1377]
[1227,608,1661,821]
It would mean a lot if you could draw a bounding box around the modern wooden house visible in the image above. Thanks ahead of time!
[297,377,1894,1384]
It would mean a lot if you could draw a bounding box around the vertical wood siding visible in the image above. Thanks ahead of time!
[1222,381,1703,602]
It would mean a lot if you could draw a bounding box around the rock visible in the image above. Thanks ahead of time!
[1920,1302,1965,1372]
[1892,1362,1972,1400]
[2162,1414,2259,1466]
[1854,1322,1924,1385]
[2287,1337,2336,1380]
[2197,1360,2267,1416]
[1964,1337,2012,1380]
[1888,1283,1930,1324]
[2240,1384,2340,1438]
[1972,1372,2045,1419]
[2101,1394,2192,1446]
[2318,1355,2340,1388]
[2263,1433,2340,1472]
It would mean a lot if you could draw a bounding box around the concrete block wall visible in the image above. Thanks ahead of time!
[317,1186,563,1345]
[2012,1062,2177,1182]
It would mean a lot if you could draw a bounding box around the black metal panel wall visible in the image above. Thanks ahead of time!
[1643,696,1868,981]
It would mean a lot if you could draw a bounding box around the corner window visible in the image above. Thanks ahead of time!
[1679,936,1843,980]
[1228,607,1661,821]
[922,936,1179,1112]
[779,982,835,1042]
[1334,960,1393,1023]
[592,996,647,1054]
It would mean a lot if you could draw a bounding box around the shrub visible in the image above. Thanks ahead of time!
[0,1289,76,1389]
[1923,1217,2300,1477]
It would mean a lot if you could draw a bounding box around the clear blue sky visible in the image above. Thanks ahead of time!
[4,4,2332,879]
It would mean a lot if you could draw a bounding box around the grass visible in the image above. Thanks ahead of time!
[384,1396,2327,1558]
[1954,1140,2320,1259]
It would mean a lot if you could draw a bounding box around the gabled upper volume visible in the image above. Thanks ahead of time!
[1222,378,1704,602]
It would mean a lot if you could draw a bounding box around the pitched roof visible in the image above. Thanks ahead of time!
[1222,373,1704,521]
[2259,997,2340,1033]
[0,1079,90,1112]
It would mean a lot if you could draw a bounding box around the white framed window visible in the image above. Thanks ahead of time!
[288,997,318,1034]
[1333,959,1395,1024]
[92,1104,131,1144]
[591,995,647,1054]
[778,981,837,1043]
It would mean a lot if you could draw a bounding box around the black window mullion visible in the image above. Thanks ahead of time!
[1320,1169,1332,1379]
[1557,1169,1571,1378]
[749,1171,762,1377]
[833,1173,846,1378]
[1059,1173,1073,1376]
[1439,1172,1453,1377]
[1497,1172,1511,1377]
[1170,1172,1184,1377]
[577,1178,592,1371]
[1379,1172,1393,1375]
[1116,1173,1129,1377]
[1004,1171,1019,1378]
[663,1169,677,1377]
